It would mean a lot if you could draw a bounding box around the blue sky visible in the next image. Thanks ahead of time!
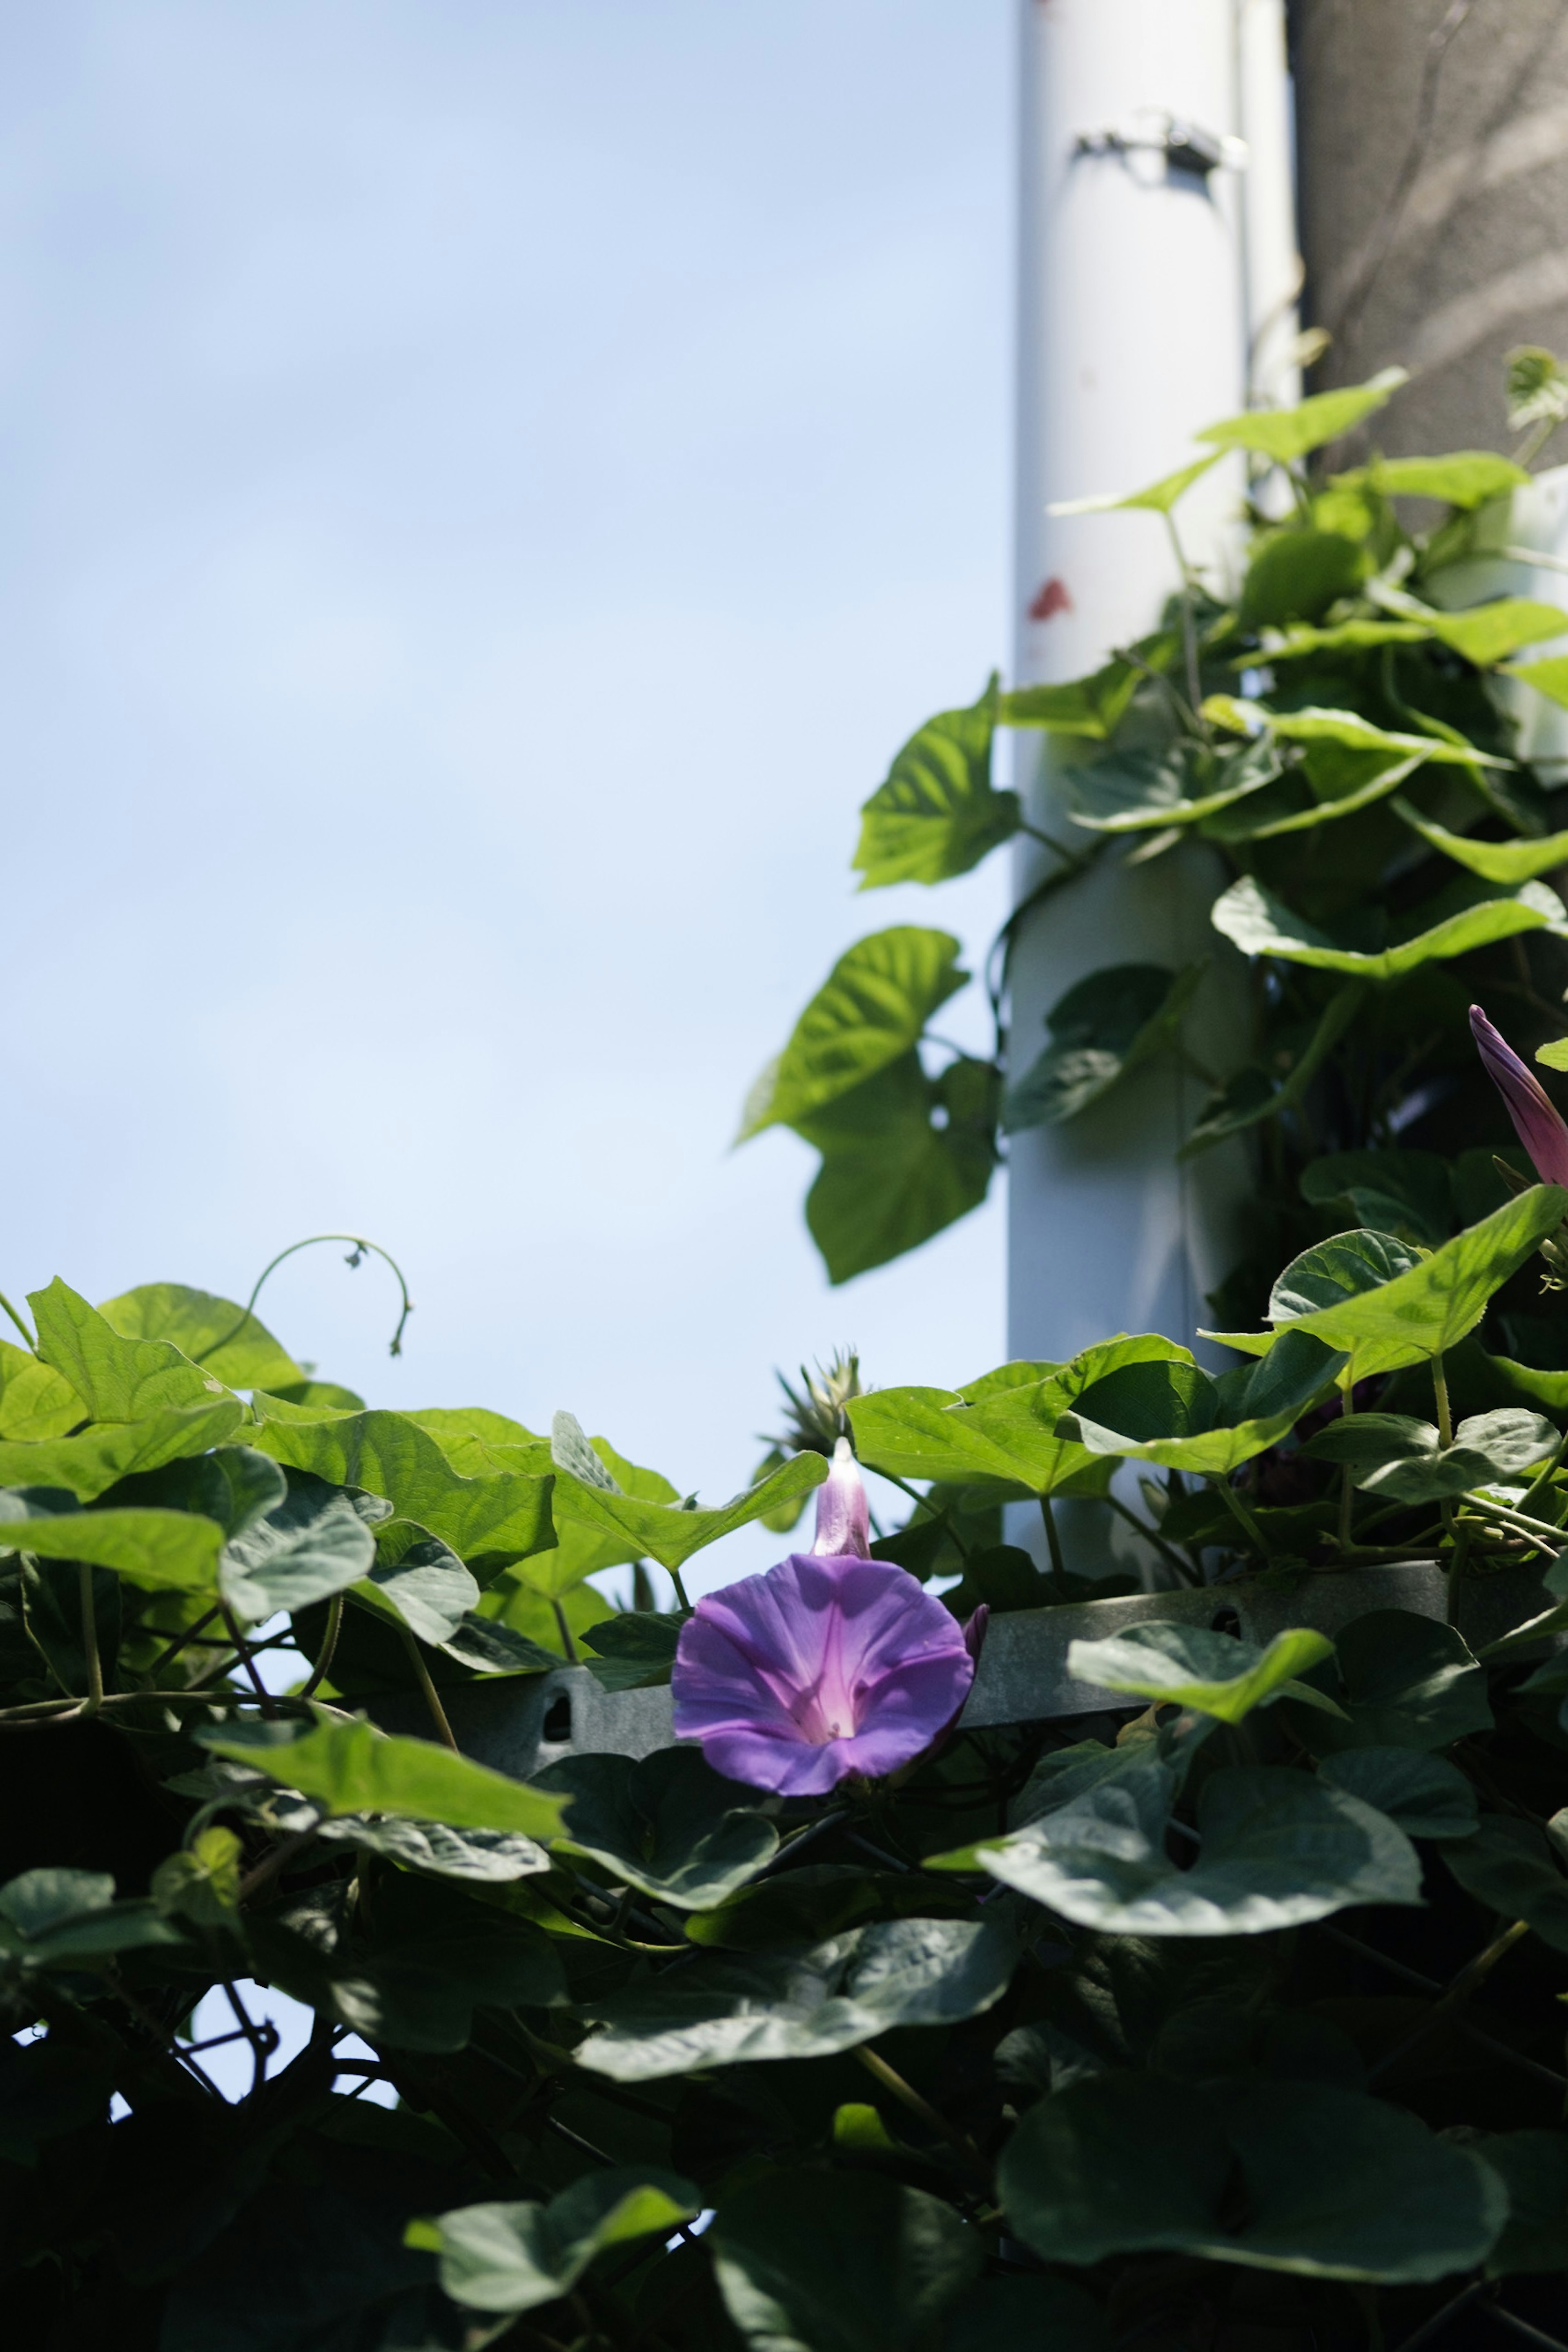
[1,1,1013,1593]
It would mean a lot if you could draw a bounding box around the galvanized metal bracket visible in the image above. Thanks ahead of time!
[377,1562,1554,1782]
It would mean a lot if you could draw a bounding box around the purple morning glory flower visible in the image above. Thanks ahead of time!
[670,1442,974,1795]
[1470,1004,1568,1186]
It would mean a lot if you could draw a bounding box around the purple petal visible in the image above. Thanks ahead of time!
[1470,1004,1568,1188]
[811,1436,870,1558]
[670,1550,973,1795]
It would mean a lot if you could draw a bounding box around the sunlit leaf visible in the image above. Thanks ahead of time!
[1196,368,1408,462]
[853,675,1020,887]
[738,928,968,1139]
[198,1713,566,1840]
[1211,872,1568,982]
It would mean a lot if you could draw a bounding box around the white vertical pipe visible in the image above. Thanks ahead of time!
[1006,2,1283,1565]
[1236,0,1303,411]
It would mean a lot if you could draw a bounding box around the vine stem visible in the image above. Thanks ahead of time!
[1040,1496,1067,1581]
[549,1598,580,1662]
[854,2046,986,2179]
[1367,1917,1531,2086]
[198,1232,414,1363]
[1431,1351,1474,1622]
[1215,1476,1268,1555]
[397,1626,459,1750]
[220,1605,278,1719]
[0,1289,37,1349]
[78,1565,104,1715]
[298,1592,343,1700]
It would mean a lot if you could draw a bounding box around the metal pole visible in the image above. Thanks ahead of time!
[1006,0,1294,1570]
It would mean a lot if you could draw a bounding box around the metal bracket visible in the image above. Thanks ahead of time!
[1074,116,1248,181]
[377,1562,1553,1780]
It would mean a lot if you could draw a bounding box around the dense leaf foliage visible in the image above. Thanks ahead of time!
[2,1193,1567,2349]
[10,369,1568,2351]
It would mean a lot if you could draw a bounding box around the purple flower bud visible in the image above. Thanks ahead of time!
[670,1551,975,1796]
[1470,1004,1568,1187]
[811,1436,870,1558]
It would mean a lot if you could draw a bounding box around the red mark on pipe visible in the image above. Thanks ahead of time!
[1028,576,1073,622]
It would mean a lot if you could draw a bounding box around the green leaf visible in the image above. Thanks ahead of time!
[1481,2131,1568,2275]
[1063,737,1281,834]
[0,1491,224,1592]
[999,2072,1503,2281]
[1000,631,1179,738]
[548,1424,827,1571]
[316,1814,551,1883]
[412,2171,702,2314]
[0,1339,83,1443]
[1213,871,1567,981]
[1305,1405,1557,1502]
[1205,696,1510,767]
[252,1872,564,2052]
[248,1404,554,1576]
[1063,1326,1343,1474]
[28,1278,234,1420]
[96,1282,304,1392]
[847,1335,1194,1495]
[1505,654,1568,711]
[535,1749,777,1910]
[196,1713,567,1839]
[853,676,1019,887]
[579,1610,682,1691]
[0,1400,244,1503]
[1064,1623,1339,1724]
[1004,963,1203,1132]
[1262,618,1432,657]
[933,1762,1422,1935]
[798,1052,998,1285]
[1196,368,1408,461]
[1237,1190,1568,1378]
[1425,598,1567,667]
[353,1518,481,1644]
[1341,452,1530,509]
[219,1465,377,1623]
[1240,529,1365,627]
[1316,1748,1479,1841]
[576,1915,1021,2080]
[1401,800,1568,881]
[410,1405,541,1466]
[1443,1818,1568,1952]
[1281,1610,1492,1754]
[1051,452,1221,516]
[713,2172,981,2352]
[426,1611,560,1676]
[0,1868,187,1968]
[738,928,968,1139]
[1300,1150,1452,1245]
[150,1826,243,1928]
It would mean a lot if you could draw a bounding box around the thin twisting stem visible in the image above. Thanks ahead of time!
[1040,1496,1067,1580]
[298,1592,343,1700]
[0,1290,37,1349]
[220,1605,277,1719]
[397,1626,459,1750]
[78,1563,104,1715]
[549,1598,580,1663]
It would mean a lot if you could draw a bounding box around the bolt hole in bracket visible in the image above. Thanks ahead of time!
[372,1563,1557,1779]
[1073,114,1249,185]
